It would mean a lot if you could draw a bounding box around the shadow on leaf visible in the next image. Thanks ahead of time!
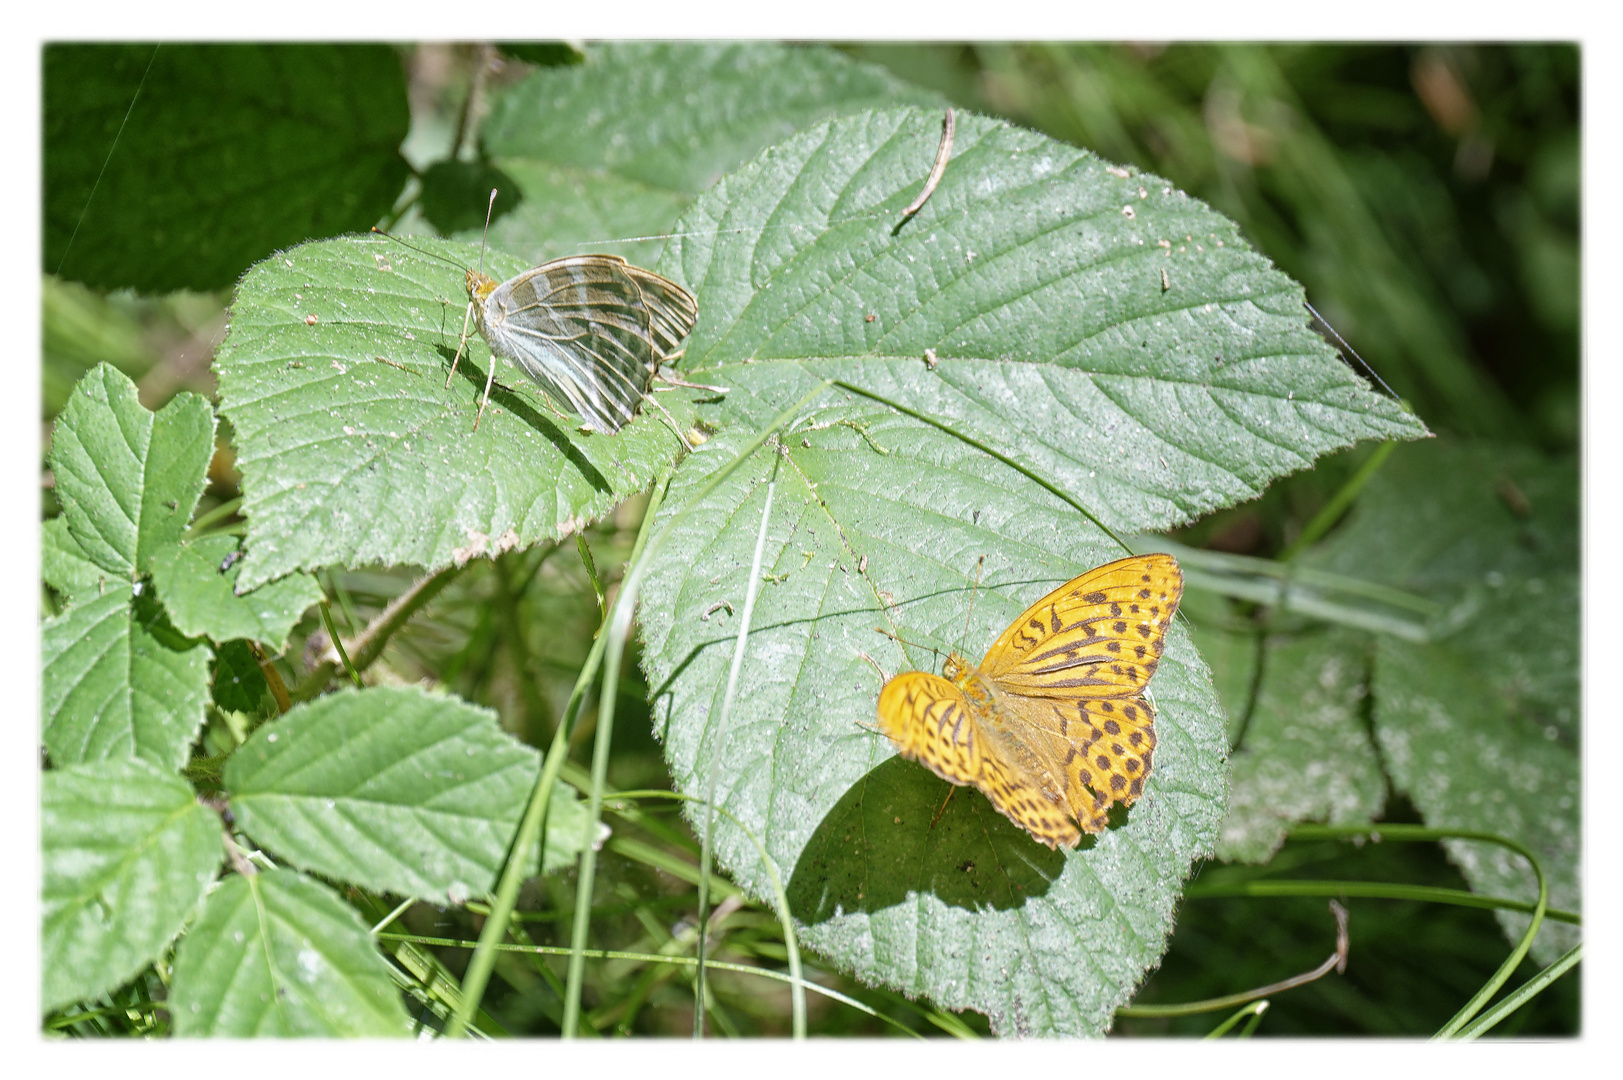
[786,755,1073,924]
[437,344,613,494]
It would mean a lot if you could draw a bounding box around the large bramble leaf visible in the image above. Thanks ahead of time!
[465,42,943,268]
[636,108,1427,1034]
[214,235,693,591]
[168,870,410,1036]
[226,685,593,903]
[42,759,222,1012]
[1310,438,1578,962]
[44,44,410,293]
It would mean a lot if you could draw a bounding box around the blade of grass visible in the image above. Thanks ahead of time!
[559,380,835,1038]
[317,599,361,687]
[577,533,607,625]
[386,932,917,1036]
[1204,1000,1268,1038]
[1184,878,1580,925]
[1120,900,1347,1018]
[697,476,795,1037]
[1454,943,1581,1041]
[1284,824,1550,1040]
[183,494,243,538]
[445,475,667,1039]
[1277,439,1396,562]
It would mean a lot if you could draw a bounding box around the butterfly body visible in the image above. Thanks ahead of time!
[459,254,697,434]
[875,554,1183,849]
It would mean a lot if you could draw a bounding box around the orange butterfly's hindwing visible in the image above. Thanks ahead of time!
[873,554,1182,849]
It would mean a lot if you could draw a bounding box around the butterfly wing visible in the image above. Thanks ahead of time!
[1001,692,1156,825]
[974,554,1178,828]
[877,671,1084,849]
[482,255,697,433]
[979,554,1183,699]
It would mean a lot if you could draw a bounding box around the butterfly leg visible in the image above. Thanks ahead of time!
[446,299,476,389]
[641,392,697,452]
[472,356,501,432]
[652,363,731,394]
[532,389,574,425]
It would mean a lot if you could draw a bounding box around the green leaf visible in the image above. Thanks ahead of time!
[1214,628,1385,862]
[214,234,690,591]
[226,685,590,903]
[474,42,943,268]
[42,516,110,608]
[42,586,211,770]
[1313,438,1578,962]
[417,159,521,235]
[44,43,410,292]
[1374,639,1579,963]
[211,639,269,715]
[48,364,215,579]
[147,534,322,649]
[1314,439,1576,594]
[664,109,1426,528]
[642,430,1229,1036]
[42,759,221,1012]
[168,869,411,1036]
[636,108,1427,1035]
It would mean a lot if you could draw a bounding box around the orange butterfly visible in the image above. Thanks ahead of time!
[876,554,1183,849]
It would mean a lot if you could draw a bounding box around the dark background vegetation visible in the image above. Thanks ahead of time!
[42,42,1579,1036]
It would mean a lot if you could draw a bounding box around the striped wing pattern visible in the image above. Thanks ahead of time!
[472,254,698,433]
[980,553,1183,697]
[874,554,1182,849]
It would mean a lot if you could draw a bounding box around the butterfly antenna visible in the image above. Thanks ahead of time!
[1304,300,1403,404]
[874,626,941,667]
[961,555,986,648]
[478,188,497,275]
[369,226,469,272]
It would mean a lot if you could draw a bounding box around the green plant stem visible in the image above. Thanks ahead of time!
[557,380,833,1039]
[183,495,243,538]
[318,600,362,687]
[1284,824,1550,1040]
[563,535,633,1036]
[445,476,669,1039]
[290,565,458,701]
[829,378,1126,552]
[1455,943,1581,1041]
[1141,536,1439,641]
[383,933,920,1037]
[1184,878,1580,925]
[1277,439,1396,561]
[1204,1001,1267,1038]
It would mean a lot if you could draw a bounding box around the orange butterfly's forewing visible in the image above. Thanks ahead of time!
[874,554,1182,849]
